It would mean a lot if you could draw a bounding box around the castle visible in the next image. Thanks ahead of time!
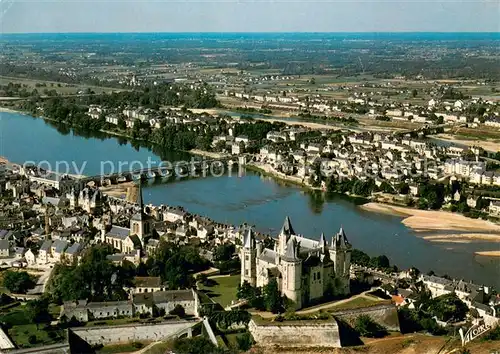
[241,217,351,309]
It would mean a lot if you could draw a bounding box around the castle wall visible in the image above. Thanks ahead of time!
[331,304,400,332]
[70,320,197,345]
[323,263,335,295]
[248,319,341,348]
[308,264,324,302]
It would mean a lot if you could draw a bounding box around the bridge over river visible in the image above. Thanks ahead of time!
[66,155,249,192]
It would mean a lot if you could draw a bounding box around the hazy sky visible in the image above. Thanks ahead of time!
[1,0,499,33]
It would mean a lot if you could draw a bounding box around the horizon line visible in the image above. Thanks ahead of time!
[1,31,499,35]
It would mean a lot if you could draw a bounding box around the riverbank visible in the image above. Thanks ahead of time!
[361,202,500,243]
[475,251,500,257]
[188,149,229,159]
[246,163,320,191]
[0,106,23,114]
[431,133,500,152]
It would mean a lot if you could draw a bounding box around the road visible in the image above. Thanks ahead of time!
[28,266,54,294]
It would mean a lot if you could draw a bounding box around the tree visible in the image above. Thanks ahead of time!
[354,315,387,338]
[26,299,51,329]
[47,244,129,303]
[235,332,254,351]
[2,271,35,294]
[263,278,282,313]
[214,244,235,262]
[351,249,371,267]
[426,293,468,322]
[117,117,126,130]
[369,255,390,269]
[237,280,254,300]
[169,304,186,318]
[173,336,219,354]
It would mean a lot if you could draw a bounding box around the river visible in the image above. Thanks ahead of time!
[1,111,499,287]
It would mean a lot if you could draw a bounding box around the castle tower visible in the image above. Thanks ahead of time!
[130,184,150,245]
[240,227,257,286]
[281,237,302,308]
[67,188,78,209]
[277,216,296,255]
[90,189,103,214]
[319,232,326,253]
[329,226,352,295]
[79,188,91,213]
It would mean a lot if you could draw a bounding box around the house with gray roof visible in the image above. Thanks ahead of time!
[104,225,131,252]
[131,276,167,294]
[64,243,82,263]
[37,240,53,264]
[0,239,10,257]
[61,300,134,322]
[133,289,199,317]
[51,239,69,263]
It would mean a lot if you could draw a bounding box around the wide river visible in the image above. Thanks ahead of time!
[1,111,499,287]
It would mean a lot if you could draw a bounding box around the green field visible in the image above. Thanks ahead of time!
[7,323,65,348]
[0,76,121,95]
[0,304,65,348]
[198,275,241,308]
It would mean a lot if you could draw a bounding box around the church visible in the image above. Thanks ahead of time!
[240,217,352,309]
[103,184,152,253]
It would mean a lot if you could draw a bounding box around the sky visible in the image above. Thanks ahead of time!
[1,0,499,33]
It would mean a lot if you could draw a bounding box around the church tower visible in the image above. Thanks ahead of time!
[277,216,296,255]
[130,184,150,245]
[281,237,302,308]
[329,227,352,295]
[240,227,257,287]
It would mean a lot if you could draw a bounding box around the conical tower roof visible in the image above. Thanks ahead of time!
[284,237,300,261]
[243,227,255,249]
[280,216,296,236]
[332,226,351,249]
[319,232,326,246]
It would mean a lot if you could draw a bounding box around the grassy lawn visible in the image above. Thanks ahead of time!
[327,296,388,313]
[0,305,30,325]
[85,317,141,327]
[198,275,240,308]
[8,324,65,348]
[97,341,148,353]
[0,303,64,348]
[143,341,173,354]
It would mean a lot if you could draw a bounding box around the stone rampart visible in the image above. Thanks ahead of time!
[332,304,400,332]
[70,320,198,345]
[248,319,341,348]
